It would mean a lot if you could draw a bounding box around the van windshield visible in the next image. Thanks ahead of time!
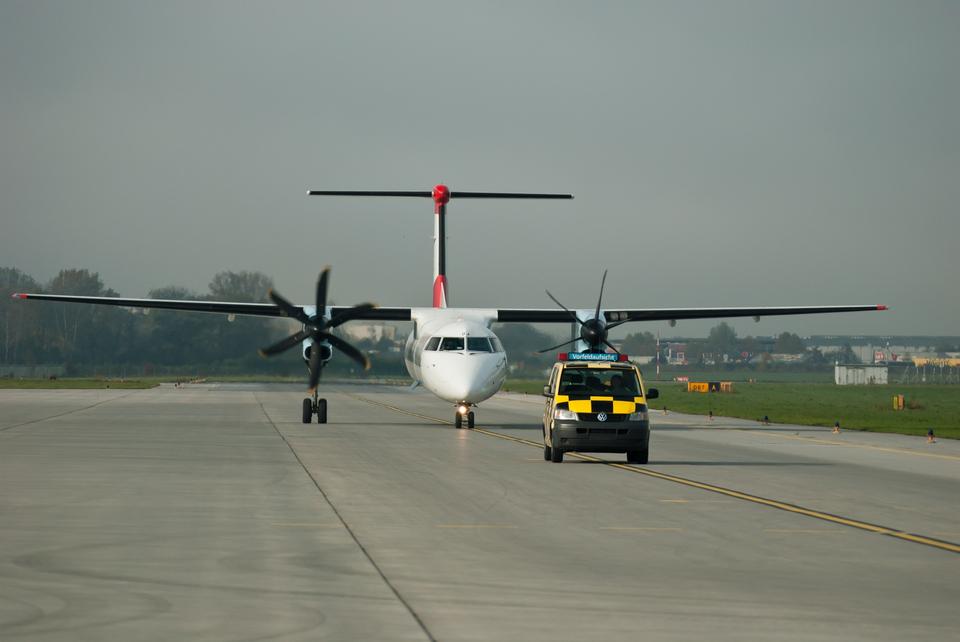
[559,368,640,397]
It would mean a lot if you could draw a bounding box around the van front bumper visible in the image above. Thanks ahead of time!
[552,419,649,453]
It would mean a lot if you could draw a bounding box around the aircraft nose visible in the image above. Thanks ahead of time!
[422,353,501,402]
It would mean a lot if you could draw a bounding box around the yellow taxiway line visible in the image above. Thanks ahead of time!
[345,393,960,555]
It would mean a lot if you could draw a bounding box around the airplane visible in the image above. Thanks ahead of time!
[12,184,886,427]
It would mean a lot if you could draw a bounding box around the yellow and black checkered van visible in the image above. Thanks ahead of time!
[541,358,658,464]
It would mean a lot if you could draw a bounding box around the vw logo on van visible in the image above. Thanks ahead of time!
[596,412,608,422]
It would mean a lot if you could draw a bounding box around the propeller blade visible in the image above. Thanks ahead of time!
[605,319,630,332]
[268,289,309,323]
[307,340,324,391]
[601,338,621,355]
[537,337,582,354]
[324,334,371,371]
[328,302,378,328]
[315,267,330,316]
[594,269,607,323]
[545,290,584,326]
[258,329,310,357]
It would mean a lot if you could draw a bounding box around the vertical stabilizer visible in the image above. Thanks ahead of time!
[432,184,450,308]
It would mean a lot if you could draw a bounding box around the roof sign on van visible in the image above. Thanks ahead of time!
[559,352,627,362]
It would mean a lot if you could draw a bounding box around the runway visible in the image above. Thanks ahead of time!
[1,383,958,641]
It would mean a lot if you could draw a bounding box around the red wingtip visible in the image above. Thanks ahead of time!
[11,293,27,300]
[877,305,888,311]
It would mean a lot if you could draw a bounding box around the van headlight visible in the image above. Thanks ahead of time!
[554,408,578,421]
[628,411,647,421]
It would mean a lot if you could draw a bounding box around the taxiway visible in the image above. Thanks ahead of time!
[1,383,957,641]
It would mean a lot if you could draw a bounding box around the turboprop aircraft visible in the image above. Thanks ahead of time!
[12,184,886,427]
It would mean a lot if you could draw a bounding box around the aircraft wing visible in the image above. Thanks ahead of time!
[496,304,886,324]
[331,306,411,321]
[11,292,413,321]
[12,293,883,323]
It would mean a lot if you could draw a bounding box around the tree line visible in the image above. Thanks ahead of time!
[652,322,860,367]
[2,265,856,377]
[497,321,860,374]
[1,267,304,375]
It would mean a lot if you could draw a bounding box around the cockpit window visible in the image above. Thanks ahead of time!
[439,337,464,351]
[490,337,504,353]
[425,337,441,351]
[467,337,492,352]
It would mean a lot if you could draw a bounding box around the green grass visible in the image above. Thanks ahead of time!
[503,380,550,395]
[9,376,955,440]
[503,380,959,439]
[646,369,835,383]
[0,374,414,388]
[201,374,413,385]
[0,378,159,389]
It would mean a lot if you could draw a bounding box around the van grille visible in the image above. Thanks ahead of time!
[580,413,628,423]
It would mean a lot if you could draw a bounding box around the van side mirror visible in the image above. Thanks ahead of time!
[542,385,553,397]
[646,388,659,400]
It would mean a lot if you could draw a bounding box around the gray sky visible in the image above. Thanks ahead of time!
[2,1,957,338]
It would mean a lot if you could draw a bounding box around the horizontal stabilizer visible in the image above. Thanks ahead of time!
[308,190,572,200]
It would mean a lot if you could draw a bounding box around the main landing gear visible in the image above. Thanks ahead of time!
[302,389,328,424]
[454,403,475,430]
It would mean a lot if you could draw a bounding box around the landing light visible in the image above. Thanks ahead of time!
[457,404,469,415]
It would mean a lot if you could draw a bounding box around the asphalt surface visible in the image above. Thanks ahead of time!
[1,383,958,641]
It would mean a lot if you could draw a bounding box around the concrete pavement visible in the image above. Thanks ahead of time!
[1,383,957,641]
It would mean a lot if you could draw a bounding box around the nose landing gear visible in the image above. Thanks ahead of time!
[454,403,475,429]
[302,389,328,424]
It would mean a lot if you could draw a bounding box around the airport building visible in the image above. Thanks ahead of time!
[834,363,888,385]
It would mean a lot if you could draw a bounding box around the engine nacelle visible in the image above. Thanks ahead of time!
[302,339,333,365]
[579,317,608,349]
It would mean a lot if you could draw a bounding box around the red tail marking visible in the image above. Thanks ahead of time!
[432,275,447,308]
[11,293,28,299]
[877,305,888,311]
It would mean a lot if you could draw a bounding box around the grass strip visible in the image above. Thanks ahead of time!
[503,380,958,439]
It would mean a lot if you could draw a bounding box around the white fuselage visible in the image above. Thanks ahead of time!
[403,310,508,405]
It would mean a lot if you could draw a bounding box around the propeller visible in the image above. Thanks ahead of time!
[538,270,626,355]
[258,267,375,391]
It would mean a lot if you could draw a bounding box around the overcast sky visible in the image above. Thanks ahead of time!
[2,1,957,338]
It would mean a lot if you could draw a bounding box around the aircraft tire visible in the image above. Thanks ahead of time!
[302,398,312,424]
[317,398,327,424]
[467,411,475,429]
[455,413,463,429]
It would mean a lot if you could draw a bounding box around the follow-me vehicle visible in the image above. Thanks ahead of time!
[11,183,886,426]
[542,352,658,463]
